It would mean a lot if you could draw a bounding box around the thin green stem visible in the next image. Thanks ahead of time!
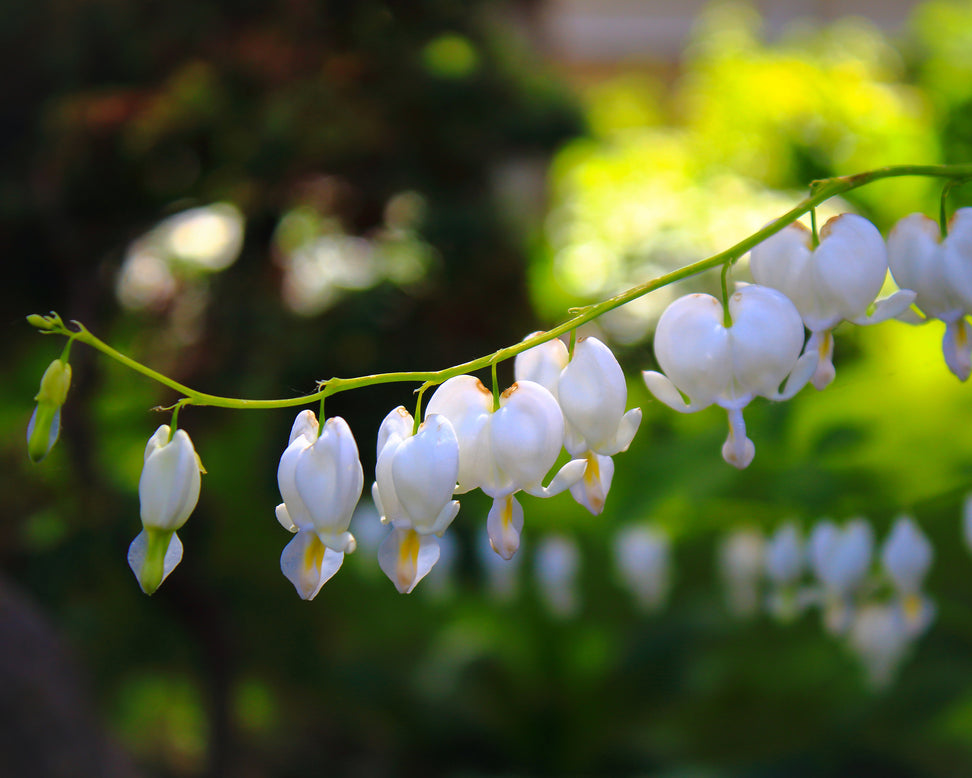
[490,361,500,411]
[810,206,820,248]
[568,329,576,359]
[29,163,972,411]
[413,384,429,435]
[720,261,733,327]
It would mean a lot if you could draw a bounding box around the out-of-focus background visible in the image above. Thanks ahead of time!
[4,0,972,775]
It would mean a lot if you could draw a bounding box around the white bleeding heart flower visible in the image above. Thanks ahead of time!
[129,424,204,595]
[372,407,461,594]
[515,334,642,515]
[750,214,915,389]
[848,603,911,688]
[613,525,671,612]
[764,521,806,622]
[718,528,765,618]
[881,515,935,636]
[535,535,581,618]
[808,518,874,634]
[643,285,816,469]
[276,410,361,600]
[887,209,972,380]
[427,376,585,559]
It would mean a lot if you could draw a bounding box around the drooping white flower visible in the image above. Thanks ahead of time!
[535,535,581,618]
[27,357,72,463]
[764,521,805,622]
[613,525,671,611]
[718,529,765,619]
[514,334,642,514]
[128,424,204,595]
[276,410,361,600]
[372,407,461,594]
[807,518,874,634]
[881,515,935,636]
[887,209,972,380]
[426,376,585,559]
[643,285,816,468]
[848,603,911,688]
[750,214,914,389]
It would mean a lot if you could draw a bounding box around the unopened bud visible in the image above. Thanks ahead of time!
[27,359,72,462]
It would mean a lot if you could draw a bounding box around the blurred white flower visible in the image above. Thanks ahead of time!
[718,528,765,618]
[613,525,671,611]
[535,535,581,618]
[881,515,935,636]
[808,518,874,635]
[764,522,805,621]
[848,603,911,688]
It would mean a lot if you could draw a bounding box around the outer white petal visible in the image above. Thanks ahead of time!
[489,381,564,495]
[277,437,314,530]
[128,529,184,593]
[426,375,495,493]
[523,458,587,499]
[943,318,972,381]
[375,406,413,457]
[749,221,817,322]
[487,494,525,560]
[558,337,638,456]
[391,414,461,534]
[378,527,440,594]
[944,208,972,311]
[642,371,704,413]
[887,213,961,320]
[882,515,933,594]
[726,285,805,403]
[851,290,918,326]
[275,503,297,533]
[373,435,405,525]
[653,293,731,409]
[280,529,344,600]
[568,453,614,515]
[294,416,363,545]
[288,409,319,446]
[810,214,889,329]
[513,332,569,398]
[138,428,202,531]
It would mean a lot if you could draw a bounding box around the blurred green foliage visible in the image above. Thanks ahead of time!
[5,1,972,777]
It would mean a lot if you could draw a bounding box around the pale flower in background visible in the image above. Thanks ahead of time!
[535,535,581,618]
[613,525,671,611]
[881,515,935,636]
[807,518,874,635]
[718,528,765,618]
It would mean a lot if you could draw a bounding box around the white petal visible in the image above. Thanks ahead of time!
[490,381,564,494]
[772,350,818,401]
[721,407,755,469]
[524,457,587,499]
[943,318,972,381]
[851,290,918,326]
[280,530,344,600]
[391,414,460,533]
[805,330,836,391]
[882,515,933,594]
[275,503,297,533]
[887,213,960,320]
[653,293,730,409]
[138,428,202,531]
[558,337,628,454]
[603,407,641,456]
[487,494,524,560]
[128,529,183,594]
[426,375,494,493]
[513,332,568,398]
[378,528,441,594]
[375,406,413,457]
[288,409,319,446]
[568,453,614,515]
[642,371,702,413]
[295,416,363,539]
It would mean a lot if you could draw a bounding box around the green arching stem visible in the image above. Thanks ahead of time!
[29,164,972,411]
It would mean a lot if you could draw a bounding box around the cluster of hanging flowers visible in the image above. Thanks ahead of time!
[24,205,972,598]
[719,514,936,686]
